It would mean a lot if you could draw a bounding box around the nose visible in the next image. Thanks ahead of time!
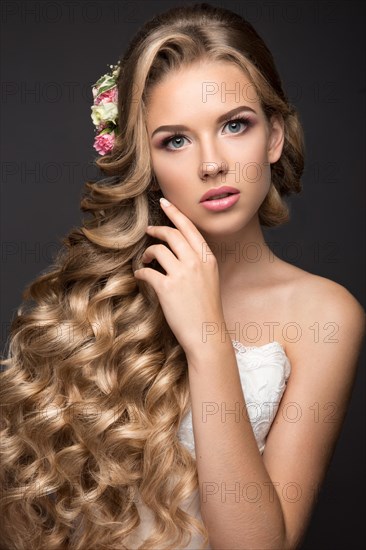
[199,158,229,181]
[196,132,230,181]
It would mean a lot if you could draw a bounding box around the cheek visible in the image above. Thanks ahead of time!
[150,153,189,195]
[236,148,271,207]
[249,164,272,201]
[238,131,267,159]
[236,146,271,188]
[225,130,268,171]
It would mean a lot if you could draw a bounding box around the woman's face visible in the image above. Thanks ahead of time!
[146,60,284,237]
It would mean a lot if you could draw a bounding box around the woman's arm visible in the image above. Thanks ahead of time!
[186,282,365,550]
[186,336,288,549]
[134,199,365,549]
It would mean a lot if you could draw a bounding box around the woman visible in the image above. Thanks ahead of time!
[1,3,364,549]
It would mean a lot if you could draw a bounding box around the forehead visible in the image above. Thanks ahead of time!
[145,60,260,124]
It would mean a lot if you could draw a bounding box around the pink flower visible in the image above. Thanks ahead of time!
[97,122,107,132]
[94,86,118,106]
[93,132,115,155]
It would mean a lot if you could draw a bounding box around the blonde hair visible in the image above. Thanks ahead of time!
[0,3,305,549]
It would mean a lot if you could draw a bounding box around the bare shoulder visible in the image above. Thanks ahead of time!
[280,262,366,360]
[292,267,364,326]
[262,263,365,548]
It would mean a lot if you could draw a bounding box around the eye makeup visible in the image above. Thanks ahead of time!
[157,113,255,151]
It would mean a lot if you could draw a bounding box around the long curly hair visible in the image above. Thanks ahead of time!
[0,3,305,549]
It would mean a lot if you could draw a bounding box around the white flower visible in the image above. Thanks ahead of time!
[91,102,118,126]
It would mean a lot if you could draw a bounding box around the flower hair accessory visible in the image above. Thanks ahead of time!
[91,62,120,155]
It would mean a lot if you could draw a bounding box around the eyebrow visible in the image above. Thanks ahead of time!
[150,105,257,138]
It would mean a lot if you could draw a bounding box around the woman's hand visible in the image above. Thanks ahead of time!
[133,198,225,359]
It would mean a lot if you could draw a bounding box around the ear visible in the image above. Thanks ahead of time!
[267,114,285,164]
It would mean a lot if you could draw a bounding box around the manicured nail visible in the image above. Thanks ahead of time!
[160,197,171,207]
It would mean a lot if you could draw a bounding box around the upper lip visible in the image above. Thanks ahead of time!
[199,186,240,203]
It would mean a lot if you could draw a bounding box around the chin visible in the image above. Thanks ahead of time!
[196,220,250,239]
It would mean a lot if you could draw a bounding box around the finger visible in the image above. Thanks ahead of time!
[141,243,180,274]
[145,225,195,263]
[133,266,165,290]
[159,197,212,258]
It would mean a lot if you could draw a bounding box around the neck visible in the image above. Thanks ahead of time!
[200,214,279,288]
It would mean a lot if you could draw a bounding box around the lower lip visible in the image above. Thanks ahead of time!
[200,193,240,211]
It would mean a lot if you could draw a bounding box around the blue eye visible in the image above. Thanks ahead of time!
[160,116,253,151]
[162,133,187,150]
[224,117,250,134]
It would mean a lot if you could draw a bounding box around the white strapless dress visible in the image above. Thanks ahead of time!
[124,340,291,549]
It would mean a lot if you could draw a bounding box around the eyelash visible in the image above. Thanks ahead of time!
[160,115,253,151]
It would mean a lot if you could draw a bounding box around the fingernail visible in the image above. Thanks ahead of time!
[160,197,171,207]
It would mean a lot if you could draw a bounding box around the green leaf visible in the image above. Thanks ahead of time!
[98,83,117,95]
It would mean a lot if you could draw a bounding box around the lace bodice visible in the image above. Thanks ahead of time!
[178,339,291,457]
[124,340,291,549]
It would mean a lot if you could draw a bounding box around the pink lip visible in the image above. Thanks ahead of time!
[199,186,240,203]
[200,192,240,211]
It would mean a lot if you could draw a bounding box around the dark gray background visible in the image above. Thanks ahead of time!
[1,1,365,548]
